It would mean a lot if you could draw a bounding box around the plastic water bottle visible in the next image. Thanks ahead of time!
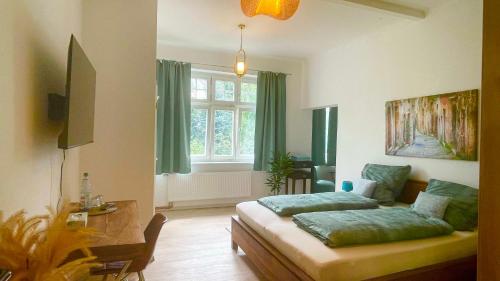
[79,172,92,210]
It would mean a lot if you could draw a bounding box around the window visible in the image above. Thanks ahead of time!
[190,108,208,156]
[191,70,257,162]
[191,77,208,100]
[214,109,234,156]
[241,81,257,103]
[325,107,330,162]
[239,110,256,156]
[214,80,235,101]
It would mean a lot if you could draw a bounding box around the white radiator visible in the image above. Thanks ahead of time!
[167,172,252,202]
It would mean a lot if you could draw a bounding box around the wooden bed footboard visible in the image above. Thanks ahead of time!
[232,216,476,281]
[231,216,315,281]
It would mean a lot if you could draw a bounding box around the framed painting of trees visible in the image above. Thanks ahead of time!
[386,89,479,161]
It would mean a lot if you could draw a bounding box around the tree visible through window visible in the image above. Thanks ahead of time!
[191,108,208,156]
[215,80,235,101]
[214,110,234,156]
[239,111,255,156]
[190,71,257,162]
[241,82,257,103]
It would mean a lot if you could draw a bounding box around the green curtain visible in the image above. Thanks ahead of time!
[254,72,287,171]
[156,60,191,174]
[327,107,338,166]
[311,108,327,166]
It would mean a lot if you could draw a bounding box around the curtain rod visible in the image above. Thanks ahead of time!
[190,62,292,76]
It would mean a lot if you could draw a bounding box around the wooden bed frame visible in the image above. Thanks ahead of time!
[231,180,477,281]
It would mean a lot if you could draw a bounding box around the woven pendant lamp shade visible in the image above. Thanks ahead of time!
[241,0,300,20]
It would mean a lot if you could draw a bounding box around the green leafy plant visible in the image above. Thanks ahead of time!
[265,152,294,195]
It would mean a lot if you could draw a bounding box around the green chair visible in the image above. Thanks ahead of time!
[312,165,335,193]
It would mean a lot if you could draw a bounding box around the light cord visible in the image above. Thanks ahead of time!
[57,149,66,211]
[239,25,244,50]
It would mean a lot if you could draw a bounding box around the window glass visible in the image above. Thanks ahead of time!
[190,108,208,156]
[239,111,256,156]
[241,82,257,103]
[191,78,208,100]
[215,80,235,101]
[214,110,234,156]
[190,72,256,162]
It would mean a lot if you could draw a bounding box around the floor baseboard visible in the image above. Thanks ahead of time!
[155,202,238,212]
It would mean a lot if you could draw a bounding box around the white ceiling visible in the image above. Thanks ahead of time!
[157,0,448,58]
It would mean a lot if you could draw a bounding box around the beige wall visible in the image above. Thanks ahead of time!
[305,0,482,187]
[0,0,82,217]
[0,0,158,225]
[80,0,157,227]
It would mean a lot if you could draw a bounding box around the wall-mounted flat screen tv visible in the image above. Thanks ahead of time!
[58,35,96,149]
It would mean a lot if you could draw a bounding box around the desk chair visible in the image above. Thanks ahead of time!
[92,213,167,281]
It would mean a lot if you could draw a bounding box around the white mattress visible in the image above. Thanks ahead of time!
[236,201,477,281]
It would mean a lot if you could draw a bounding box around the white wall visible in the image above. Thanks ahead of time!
[79,0,157,227]
[305,0,482,188]
[155,44,311,207]
[0,0,82,217]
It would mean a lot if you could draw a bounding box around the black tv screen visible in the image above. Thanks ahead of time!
[58,35,96,149]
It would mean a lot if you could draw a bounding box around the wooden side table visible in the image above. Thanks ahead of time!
[285,170,313,194]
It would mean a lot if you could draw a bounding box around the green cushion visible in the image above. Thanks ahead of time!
[361,164,411,205]
[425,179,478,231]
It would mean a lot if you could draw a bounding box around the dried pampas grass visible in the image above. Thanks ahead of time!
[0,204,99,281]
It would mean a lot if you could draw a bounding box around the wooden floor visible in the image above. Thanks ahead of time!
[141,207,265,281]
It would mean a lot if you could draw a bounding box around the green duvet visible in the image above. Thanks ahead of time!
[257,192,378,216]
[293,208,454,247]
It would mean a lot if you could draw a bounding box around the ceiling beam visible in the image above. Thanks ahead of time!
[338,0,427,19]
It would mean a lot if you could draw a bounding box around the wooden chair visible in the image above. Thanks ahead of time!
[92,213,167,281]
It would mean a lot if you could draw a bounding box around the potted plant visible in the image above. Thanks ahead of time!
[265,152,294,195]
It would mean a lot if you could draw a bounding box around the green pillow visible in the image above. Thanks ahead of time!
[425,179,478,231]
[411,191,451,219]
[361,164,411,205]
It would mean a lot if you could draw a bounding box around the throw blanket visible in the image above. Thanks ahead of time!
[293,208,454,247]
[257,192,378,216]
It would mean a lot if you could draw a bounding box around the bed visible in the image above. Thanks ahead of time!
[231,180,477,281]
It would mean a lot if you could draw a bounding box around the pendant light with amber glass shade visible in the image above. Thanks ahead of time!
[241,0,300,20]
[234,24,247,78]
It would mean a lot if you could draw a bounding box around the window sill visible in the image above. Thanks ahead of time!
[192,161,253,165]
[191,161,254,173]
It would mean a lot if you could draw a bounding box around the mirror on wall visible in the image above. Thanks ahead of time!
[310,106,338,193]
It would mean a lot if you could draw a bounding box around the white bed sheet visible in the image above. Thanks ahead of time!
[236,201,477,281]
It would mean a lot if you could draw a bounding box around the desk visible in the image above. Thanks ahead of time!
[69,200,146,278]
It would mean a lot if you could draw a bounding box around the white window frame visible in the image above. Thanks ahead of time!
[191,70,257,163]
[190,73,211,101]
[213,77,237,103]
